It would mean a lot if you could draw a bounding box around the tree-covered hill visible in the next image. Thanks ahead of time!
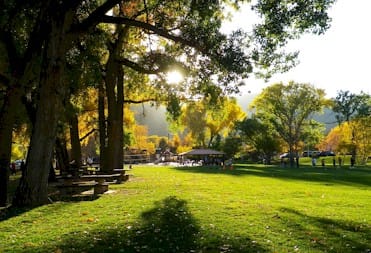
[132,93,337,136]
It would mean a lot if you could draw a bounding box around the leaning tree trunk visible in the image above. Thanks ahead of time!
[13,8,73,207]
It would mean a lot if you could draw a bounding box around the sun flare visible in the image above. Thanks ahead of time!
[166,71,183,84]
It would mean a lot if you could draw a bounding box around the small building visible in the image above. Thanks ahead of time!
[178,149,225,166]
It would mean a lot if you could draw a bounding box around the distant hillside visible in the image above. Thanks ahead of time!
[234,92,257,112]
[312,108,337,133]
[131,104,169,136]
[131,94,337,136]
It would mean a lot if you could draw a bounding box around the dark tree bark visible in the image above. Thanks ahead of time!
[55,136,70,175]
[103,26,127,173]
[105,58,124,173]
[0,85,23,206]
[98,80,108,171]
[13,4,75,207]
[69,111,82,170]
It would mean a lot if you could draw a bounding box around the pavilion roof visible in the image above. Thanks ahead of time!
[178,149,225,156]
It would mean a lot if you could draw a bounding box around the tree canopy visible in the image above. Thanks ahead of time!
[250,81,327,166]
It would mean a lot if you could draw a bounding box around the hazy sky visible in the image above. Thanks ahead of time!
[223,0,371,98]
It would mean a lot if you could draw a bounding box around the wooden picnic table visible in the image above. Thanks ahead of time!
[56,181,98,195]
[80,173,121,183]
[57,173,122,195]
[80,173,123,193]
[113,168,131,182]
[81,165,100,175]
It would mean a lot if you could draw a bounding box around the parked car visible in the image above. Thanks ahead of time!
[279,152,297,159]
[279,153,289,158]
[318,151,335,156]
[302,151,320,157]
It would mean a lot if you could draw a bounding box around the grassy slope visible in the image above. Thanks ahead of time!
[0,164,370,253]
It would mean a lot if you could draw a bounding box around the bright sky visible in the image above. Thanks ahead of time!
[223,0,371,98]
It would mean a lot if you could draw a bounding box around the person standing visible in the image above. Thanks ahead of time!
[311,156,316,166]
[350,155,355,168]
[295,155,299,168]
[11,162,16,175]
[20,160,26,176]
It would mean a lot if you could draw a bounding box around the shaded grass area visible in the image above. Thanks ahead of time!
[0,164,370,252]
[178,163,371,187]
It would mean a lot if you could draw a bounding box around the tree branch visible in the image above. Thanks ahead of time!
[99,16,202,51]
[118,58,164,75]
[124,98,160,104]
[79,128,97,142]
[72,0,124,34]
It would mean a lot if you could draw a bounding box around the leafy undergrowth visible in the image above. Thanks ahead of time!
[0,164,370,252]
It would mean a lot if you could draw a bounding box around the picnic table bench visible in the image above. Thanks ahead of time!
[80,165,100,175]
[113,168,131,182]
[56,181,98,195]
[80,173,122,183]
[80,173,123,193]
[56,173,122,195]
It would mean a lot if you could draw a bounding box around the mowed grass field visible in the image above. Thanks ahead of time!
[1,163,370,253]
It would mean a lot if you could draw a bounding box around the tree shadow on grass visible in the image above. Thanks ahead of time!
[0,184,100,222]
[47,196,267,253]
[278,207,371,252]
[173,165,371,187]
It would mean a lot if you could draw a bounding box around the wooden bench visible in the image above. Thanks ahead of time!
[56,175,79,185]
[56,181,98,195]
[93,182,109,194]
[57,174,116,195]
[81,165,100,175]
[79,174,123,193]
[113,169,131,182]
[80,173,122,183]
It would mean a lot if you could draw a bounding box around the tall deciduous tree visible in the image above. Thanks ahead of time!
[236,117,281,164]
[251,81,326,167]
[175,98,245,148]
[301,119,325,151]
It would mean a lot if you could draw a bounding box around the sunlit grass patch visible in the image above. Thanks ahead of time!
[0,164,370,252]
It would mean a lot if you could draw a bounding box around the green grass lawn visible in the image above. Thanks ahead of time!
[1,163,370,253]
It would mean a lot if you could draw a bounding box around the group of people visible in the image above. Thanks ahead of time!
[311,156,355,168]
[10,160,26,175]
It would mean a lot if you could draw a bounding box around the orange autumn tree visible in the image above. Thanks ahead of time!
[331,91,370,164]
[320,120,371,164]
[319,124,350,155]
[132,125,155,154]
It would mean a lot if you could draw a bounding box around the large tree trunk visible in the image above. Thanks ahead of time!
[98,81,108,172]
[13,80,62,206]
[105,58,124,173]
[0,86,22,206]
[104,26,126,173]
[13,6,74,207]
